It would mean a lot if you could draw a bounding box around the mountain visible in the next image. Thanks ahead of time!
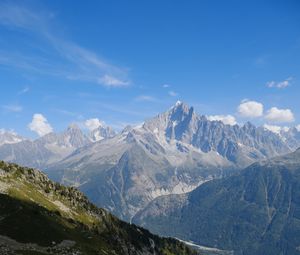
[89,124,116,142]
[0,160,197,255]
[142,101,291,166]
[133,148,300,255]
[0,129,24,146]
[281,127,300,149]
[0,124,91,169]
[45,102,294,221]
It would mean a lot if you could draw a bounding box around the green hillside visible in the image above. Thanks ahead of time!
[0,161,196,255]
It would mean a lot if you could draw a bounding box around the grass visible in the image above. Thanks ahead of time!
[0,160,198,255]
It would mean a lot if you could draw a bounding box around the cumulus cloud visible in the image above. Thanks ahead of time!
[28,114,53,136]
[296,125,300,132]
[168,91,178,97]
[237,100,264,118]
[266,77,292,89]
[263,124,289,135]
[265,107,295,123]
[85,118,103,131]
[207,115,237,125]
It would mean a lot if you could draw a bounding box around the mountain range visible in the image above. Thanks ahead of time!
[1,102,300,222]
[0,123,115,169]
[133,148,300,255]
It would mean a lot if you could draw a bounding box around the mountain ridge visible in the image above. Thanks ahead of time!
[133,148,300,255]
[0,160,197,255]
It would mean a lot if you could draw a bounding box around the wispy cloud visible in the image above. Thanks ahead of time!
[0,2,130,87]
[2,104,23,112]
[18,86,30,95]
[135,95,157,102]
[98,74,130,87]
[168,90,178,97]
[52,108,83,119]
[162,84,170,88]
[266,77,292,89]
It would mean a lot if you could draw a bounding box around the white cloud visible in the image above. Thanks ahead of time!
[163,84,170,88]
[28,113,53,136]
[168,91,178,97]
[237,100,264,118]
[207,115,237,125]
[296,125,300,132]
[98,75,129,87]
[135,95,156,102]
[2,104,23,112]
[266,77,292,89]
[263,124,289,135]
[85,118,103,131]
[265,107,295,123]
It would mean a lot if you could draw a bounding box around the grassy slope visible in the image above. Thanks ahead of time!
[0,161,196,255]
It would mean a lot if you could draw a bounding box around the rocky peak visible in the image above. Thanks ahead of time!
[66,123,81,133]
[89,125,116,142]
[0,129,24,146]
[170,101,191,116]
[242,121,256,131]
[38,124,90,149]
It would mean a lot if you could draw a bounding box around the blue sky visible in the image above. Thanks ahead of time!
[0,0,299,137]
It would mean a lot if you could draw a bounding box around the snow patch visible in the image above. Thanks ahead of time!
[149,180,207,199]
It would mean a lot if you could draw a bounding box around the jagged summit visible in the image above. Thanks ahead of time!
[170,100,190,110]
[89,125,116,142]
[175,100,183,106]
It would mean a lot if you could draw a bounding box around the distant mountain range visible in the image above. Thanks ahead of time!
[0,123,115,169]
[0,160,196,255]
[133,148,300,255]
[1,102,300,221]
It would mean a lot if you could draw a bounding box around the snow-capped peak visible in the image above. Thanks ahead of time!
[89,125,116,142]
[175,100,183,106]
[0,129,25,146]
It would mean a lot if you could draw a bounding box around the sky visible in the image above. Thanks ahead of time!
[0,0,300,137]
